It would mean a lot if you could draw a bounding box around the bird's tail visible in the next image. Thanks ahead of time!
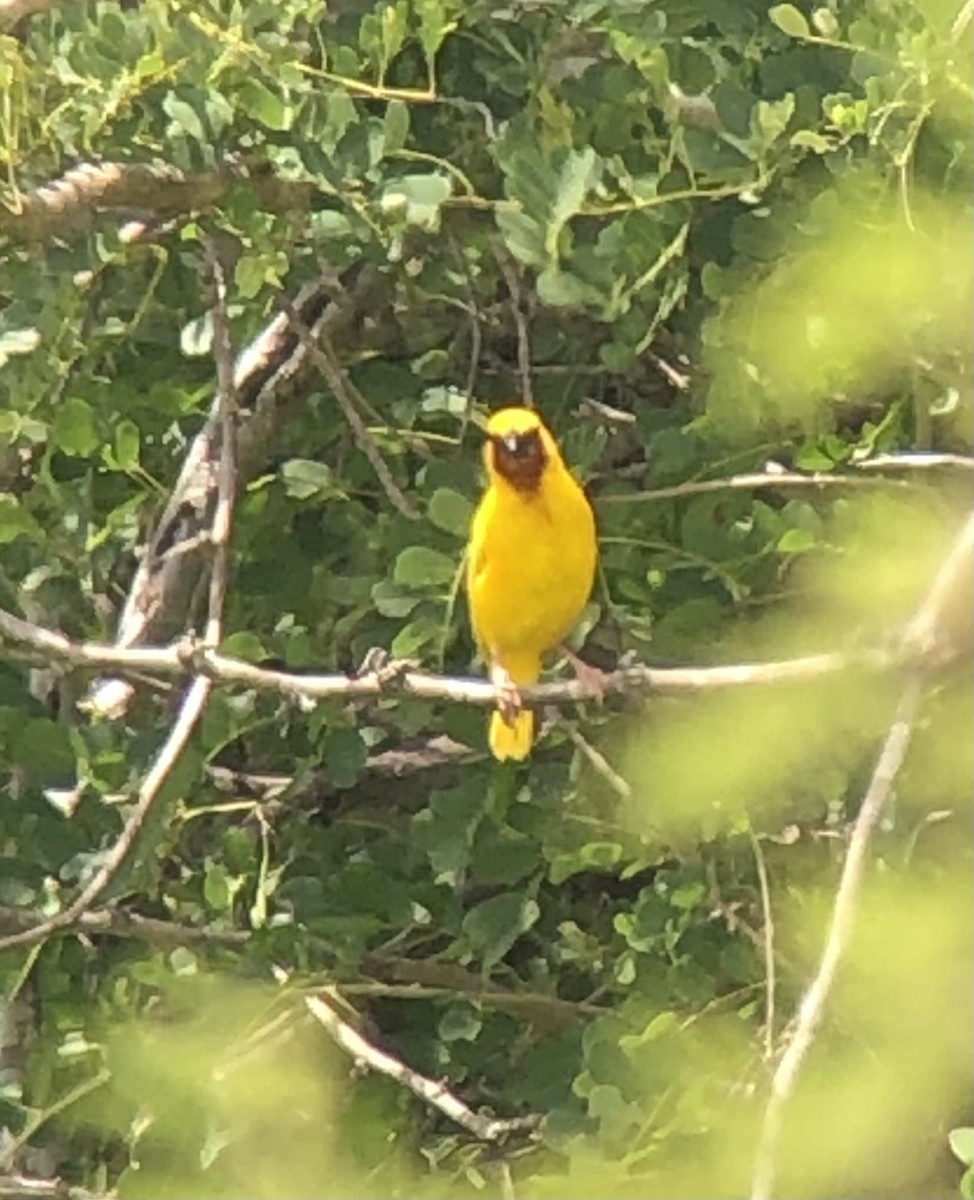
[488,653,540,762]
[489,708,535,761]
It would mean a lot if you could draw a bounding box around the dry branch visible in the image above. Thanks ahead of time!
[0,904,248,949]
[0,160,314,243]
[85,263,382,721]
[0,1173,110,1200]
[306,992,540,1142]
[0,607,916,707]
[275,294,419,518]
[749,510,974,1200]
[0,0,57,26]
[0,251,240,955]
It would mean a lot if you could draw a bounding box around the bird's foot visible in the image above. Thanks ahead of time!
[489,663,523,726]
[560,645,609,702]
[357,646,419,687]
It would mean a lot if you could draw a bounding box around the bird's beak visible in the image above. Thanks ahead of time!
[500,434,523,456]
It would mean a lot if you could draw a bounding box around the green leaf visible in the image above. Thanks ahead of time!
[769,4,810,38]
[0,495,45,545]
[221,631,267,662]
[281,458,339,500]
[393,545,458,587]
[234,250,288,299]
[54,397,99,457]
[323,728,368,788]
[754,94,795,143]
[382,173,453,230]
[811,5,839,35]
[113,420,140,471]
[549,148,598,248]
[203,860,234,912]
[391,614,440,658]
[371,580,421,619]
[494,208,547,268]
[950,1129,974,1168]
[415,0,457,61]
[537,266,599,308]
[180,312,213,358]
[428,488,473,537]
[163,92,206,142]
[439,1002,482,1043]
[413,783,485,875]
[383,99,410,153]
[240,81,291,131]
[791,129,833,153]
[777,527,816,553]
[462,891,540,969]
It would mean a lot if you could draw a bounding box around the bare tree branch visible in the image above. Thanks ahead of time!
[855,451,974,472]
[598,469,908,505]
[748,828,776,1061]
[275,293,419,519]
[749,509,974,1200]
[0,904,248,949]
[0,1174,111,1200]
[491,238,533,408]
[206,734,482,802]
[306,992,540,1142]
[85,264,382,721]
[0,0,58,28]
[0,159,314,243]
[0,250,240,957]
[0,609,920,706]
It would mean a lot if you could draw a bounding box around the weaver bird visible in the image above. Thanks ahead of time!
[467,407,599,761]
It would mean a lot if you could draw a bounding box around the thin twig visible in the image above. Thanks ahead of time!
[598,469,908,505]
[85,267,380,722]
[206,244,238,644]
[748,828,776,1060]
[0,1070,110,1172]
[492,239,533,407]
[551,711,631,799]
[305,992,540,1141]
[0,904,249,948]
[646,348,690,391]
[0,249,240,958]
[899,509,974,659]
[276,294,419,519]
[749,509,974,1200]
[855,451,974,472]
[749,677,924,1200]
[0,676,215,956]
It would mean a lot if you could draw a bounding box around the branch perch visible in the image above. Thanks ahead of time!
[0,610,922,707]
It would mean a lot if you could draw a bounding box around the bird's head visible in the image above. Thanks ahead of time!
[483,407,558,493]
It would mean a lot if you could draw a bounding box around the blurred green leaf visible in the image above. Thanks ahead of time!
[462,892,540,969]
[769,4,811,38]
[393,545,458,587]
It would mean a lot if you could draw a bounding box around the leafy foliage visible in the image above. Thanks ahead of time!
[0,0,971,1197]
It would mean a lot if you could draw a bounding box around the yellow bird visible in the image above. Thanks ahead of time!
[466,406,598,761]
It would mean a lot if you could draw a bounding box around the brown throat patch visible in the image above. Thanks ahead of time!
[489,428,547,493]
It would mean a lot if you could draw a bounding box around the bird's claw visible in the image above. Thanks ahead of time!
[561,645,609,702]
[357,647,418,687]
[489,663,522,726]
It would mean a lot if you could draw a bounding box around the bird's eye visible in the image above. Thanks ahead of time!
[497,431,538,458]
